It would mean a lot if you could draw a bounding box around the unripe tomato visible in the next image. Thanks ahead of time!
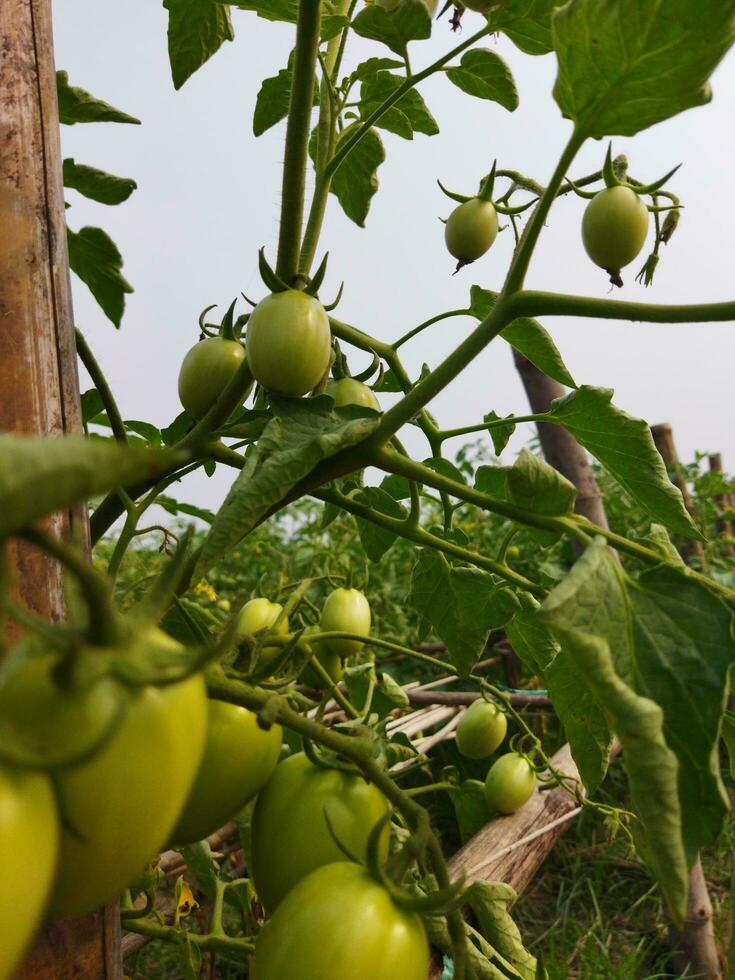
[0,767,58,980]
[299,625,344,689]
[484,752,536,814]
[251,752,390,911]
[376,0,438,15]
[327,377,380,411]
[455,698,507,759]
[177,336,247,419]
[237,597,289,670]
[319,587,371,658]
[246,291,331,397]
[170,699,282,847]
[582,186,649,276]
[0,631,207,918]
[251,862,429,980]
[445,198,498,263]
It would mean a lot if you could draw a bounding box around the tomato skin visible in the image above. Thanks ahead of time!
[455,699,507,759]
[327,377,380,412]
[484,752,536,814]
[251,752,390,911]
[376,0,438,15]
[445,198,498,263]
[319,587,371,658]
[299,625,344,689]
[237,597,289,670]
[246,291,331,397]
[0,767,58,980]
[251,862,429,980]
[178,337,247,419]
[0,631,208,918]
[582,186,649,273]
[170,700,282,847]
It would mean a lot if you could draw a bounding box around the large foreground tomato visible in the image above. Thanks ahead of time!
[178,337,247,419]
[484,752,536,814]
[582,186,649,275]
[455,698,507,759]
[251,862,429,980]
[0,631,207,918]
[237,597,289,671]
[246,291,331,397]
[327,377,380,411]
[0,767,58,980]
[445,198,498,264]
[170,700,282,847]
[319,587,371,658]
[251,752,390,911]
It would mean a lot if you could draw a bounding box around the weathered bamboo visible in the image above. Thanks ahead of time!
[1,1,120,975]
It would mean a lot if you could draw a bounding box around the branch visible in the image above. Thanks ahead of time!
[75,328,127,444]
[507,290,735,325]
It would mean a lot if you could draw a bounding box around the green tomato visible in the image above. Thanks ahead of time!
[237,597,289,670]
[327,377,380,412]
[177,336,247,419]
[0,631,208,918]
[455,698,507,759]
[376,0,438,15]
[319,587,371,658]
[0,767,58,980]
[484,752,536,815]
[170,700,282,847]
[505,545,521,560]
[299,625,344,689]
[582,185,649,276]
[251,862,429,980]
[445,198,498,263]
[246,291,331,397]
[251,752,390,911]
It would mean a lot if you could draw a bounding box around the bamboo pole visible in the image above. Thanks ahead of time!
[0,1,120,975]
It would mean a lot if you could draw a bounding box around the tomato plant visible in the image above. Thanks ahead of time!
[0,767,58,980]
[170,700,282,847]
[455,698,507,759]
[237,597,289,669]
[250,862,430,980]
[250,752,391,911]
[178,337,247,420]
[484,752,537,814]
[319,587,371,658]
[245,291,331,397]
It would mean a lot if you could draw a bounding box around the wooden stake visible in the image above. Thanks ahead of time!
[0,1,121,975]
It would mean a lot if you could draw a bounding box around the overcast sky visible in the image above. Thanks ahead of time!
[54,2,735,516]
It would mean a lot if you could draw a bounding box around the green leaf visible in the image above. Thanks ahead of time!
[353,486,407,561]
[80,389,104,424]
[474,465,509,500]
[67,226,133,328]
[62,159,137,205]
[722,713,735,780]
[156,495,216,525]
[538,622,688,925]
[445,49,518,110]
[493,0,565,56]
[628,565,735,863]
[221,0,298,23]
[508,593,612,792]
[360,72,439,140]
[253,65,293,136]
[56,71,140,125]
[408,550,519,676]
[123,420,162,445]
[321,14,350,40]
[470,287,576,388]
[469,880,538,980]
[330,126,385,226]
[547,387,701,539]
[552,0,735,138]
[448,780,490,843]
[195,398,380,578]
[160,597,222,645]
[350,57,404,84]
[0,435,183,537]
[179,841,220,899]
[351,0,432,56]
[162,411,195,445]
[484,411,515,456]
[163,0,235,90]
[507,447,576,517]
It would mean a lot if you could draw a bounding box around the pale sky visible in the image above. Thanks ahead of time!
[54,2,735,516]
